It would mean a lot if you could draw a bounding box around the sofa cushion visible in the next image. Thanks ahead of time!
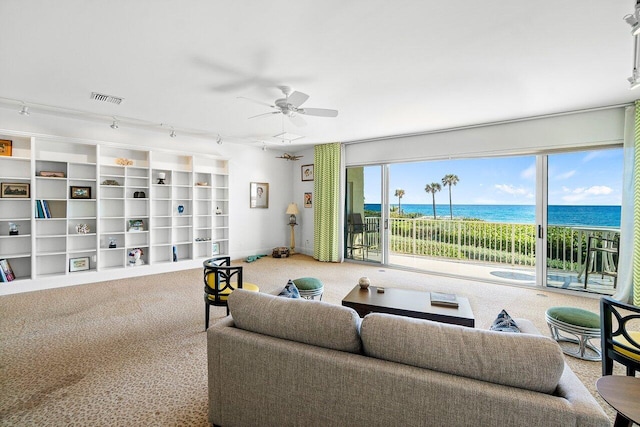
[227,289,362,353]
[490,309,521,332]
[360,313,565,394]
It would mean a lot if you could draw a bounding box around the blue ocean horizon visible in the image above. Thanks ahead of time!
[364,203,621,228]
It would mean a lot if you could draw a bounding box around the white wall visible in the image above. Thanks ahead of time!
[0,106,293,261]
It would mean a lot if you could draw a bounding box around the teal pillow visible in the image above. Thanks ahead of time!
[278,280,301,299]
[490,309,521,333]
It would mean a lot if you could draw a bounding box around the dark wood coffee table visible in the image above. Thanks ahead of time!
[341,285,475,327]
[596,375,640,427]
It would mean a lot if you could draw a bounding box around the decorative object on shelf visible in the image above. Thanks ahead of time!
[133,191,146,198]
[8,222,19,236]
[101,179,120,186]
[115,157,133,166]
[286,203,299,254]
[128,248,145,266]
[75,223,90,234]
[69,256,90,272]
[177,204,184,215]
[109,237,117,248]
[70,186,91,199]
[304,192,312,208]
[195,237,211,241]
[0,259,16,281]
[250,182,269,208]
[301,164,314,181]
[38,171,65,178]
[212,242,220,255]
[358,277,371,289]
[196,181,208,186]
[377,287,385,293]
[173,245,178,262]
[1,182,29,198]
[215,206,222,215]
[157,172,166,184]
[0,139,12,156]
[128,219,145,231]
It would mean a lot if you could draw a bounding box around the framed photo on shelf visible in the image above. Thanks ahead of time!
[212,242,220,256]
[0,139,12,156]
[69,256,90,272]
[301,164,314,181]
[1,182,30,198]
[70,186,91,199]
[250,182,269,208]
[304,192,312,208]
[128,219,145,231]
[38,171,65,178]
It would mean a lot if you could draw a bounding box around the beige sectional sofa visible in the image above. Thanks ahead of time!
[207,289,609,427]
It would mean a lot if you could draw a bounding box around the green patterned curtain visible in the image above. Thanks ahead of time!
[314,143,341,262]
[634,101,640,305]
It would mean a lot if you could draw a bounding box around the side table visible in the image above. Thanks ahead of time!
[596,375,640,427]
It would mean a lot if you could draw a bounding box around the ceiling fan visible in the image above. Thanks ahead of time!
[276,153,303,161]
[239,86,338,126]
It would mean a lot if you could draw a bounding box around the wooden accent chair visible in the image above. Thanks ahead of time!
[600,296,640,376]
[203,256,259,330]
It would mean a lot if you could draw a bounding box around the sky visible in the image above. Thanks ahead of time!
[364,148,623,206]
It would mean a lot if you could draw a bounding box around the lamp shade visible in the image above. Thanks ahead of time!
[286,203,299,215]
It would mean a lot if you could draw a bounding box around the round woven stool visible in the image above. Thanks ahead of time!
[293,277,324,300]
[545,306,601,361]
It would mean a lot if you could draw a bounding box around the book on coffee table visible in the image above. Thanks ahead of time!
[430,292,459,307]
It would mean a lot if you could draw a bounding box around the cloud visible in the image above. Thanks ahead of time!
[562,185,613,202]
[554,170,576,180]
[520,164,536,180]
[582,151,603,163]
[494,184,532,197]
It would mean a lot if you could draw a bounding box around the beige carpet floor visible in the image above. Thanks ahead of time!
[0,254,633,426]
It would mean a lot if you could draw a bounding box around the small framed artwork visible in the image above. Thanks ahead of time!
[128,219,145,231]
[0,139,12,156]
[70,186,91,199]
[39,171,65,178]
[250,182,269,208]
[301,164,314,181]
[1,182,30,198]
[304,192,312,208]
[212,242,220,256]
[69,256,90,272]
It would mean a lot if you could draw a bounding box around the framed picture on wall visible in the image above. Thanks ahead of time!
[301,164,314,181]
[250,182,269,208]
[304,192,312,208]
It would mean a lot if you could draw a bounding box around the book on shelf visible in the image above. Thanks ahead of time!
[0,262,7,282]
[0,259,15,282]
[430,291,459,307]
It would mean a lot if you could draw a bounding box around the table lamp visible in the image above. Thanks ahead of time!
[286,203,299,254]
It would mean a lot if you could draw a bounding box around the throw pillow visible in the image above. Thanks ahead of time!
[490,309,521,333]
[278,279,301,298]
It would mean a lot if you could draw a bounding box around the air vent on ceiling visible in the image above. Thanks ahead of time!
[90,92,124,105]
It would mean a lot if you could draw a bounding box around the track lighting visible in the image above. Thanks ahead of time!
[19,106,30,116]
[216,134,223,145]
[629,35,640,90]
[262,144,267,151]
[170,130,177,138]
[110,120,119,129]
[625,2,640,36]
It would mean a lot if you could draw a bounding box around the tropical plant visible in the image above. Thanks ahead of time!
[442,174,459,219]
[424,182,441,219]
[394,188,405,214]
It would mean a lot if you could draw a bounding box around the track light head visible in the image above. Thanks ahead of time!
[629,70,640,90]
[262,144,267,151]
[170,130,177,138]
[216,134,223,145]
[626,5,640,36]
[110,120,119,129]
[19,106,30,116]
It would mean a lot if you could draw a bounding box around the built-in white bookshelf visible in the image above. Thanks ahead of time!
[0,131,229,295]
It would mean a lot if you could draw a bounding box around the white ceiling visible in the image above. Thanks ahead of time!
[0,1,637,149]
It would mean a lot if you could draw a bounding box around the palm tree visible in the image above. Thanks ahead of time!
[441,174,459,219]
[424,182,441,219]
[394,188,405,215]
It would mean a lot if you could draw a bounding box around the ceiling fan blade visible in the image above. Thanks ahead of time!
[299,108,338,117]
[248,111,281,119]
[289,114,307,127]
[237,96,276,109]
[287,91,309,108]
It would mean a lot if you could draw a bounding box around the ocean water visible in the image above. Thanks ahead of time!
[364,204,621,227]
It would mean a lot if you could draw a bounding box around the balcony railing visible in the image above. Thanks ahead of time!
[360,217,619,278]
